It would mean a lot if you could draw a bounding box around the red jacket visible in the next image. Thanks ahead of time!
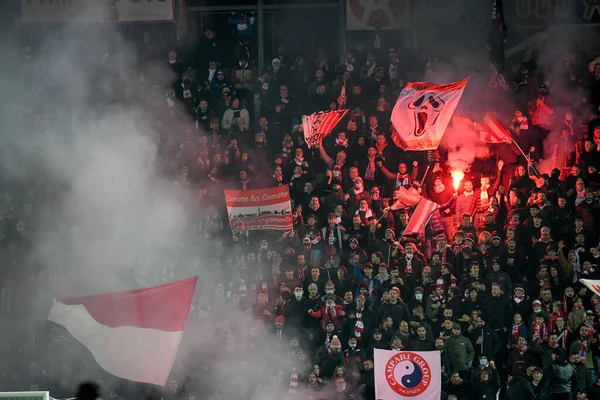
[312,304,345,331]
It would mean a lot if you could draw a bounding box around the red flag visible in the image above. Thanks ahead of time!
[478,112,511,143]
[303,109,349,148]
[404,198,439,236]
[391,78,469,151]
[389,186,421,210]
[48,277,197,386]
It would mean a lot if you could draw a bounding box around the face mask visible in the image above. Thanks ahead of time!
[480,359,488,366]
[415,293,423,301]
[326,290,334,295]
[349,343,356,349]
[295,292,303,300]
[533,308,541,313]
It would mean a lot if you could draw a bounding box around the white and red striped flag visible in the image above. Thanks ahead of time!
[581,279,600,297]
[303,109,349,148]
[404,197,439,236]
[477,112,512,143]
[47,277,197,386]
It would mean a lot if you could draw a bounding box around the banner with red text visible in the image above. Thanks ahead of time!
[21,0,175,23]
[225,185,293,234]
[374,349,441,400]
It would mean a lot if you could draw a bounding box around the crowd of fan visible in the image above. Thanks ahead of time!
[2,17,600,400]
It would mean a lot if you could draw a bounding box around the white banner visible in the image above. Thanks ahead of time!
[374,349,441,400]
[346,0,410,30]
[21,0,175,23]
[390,77,469,151]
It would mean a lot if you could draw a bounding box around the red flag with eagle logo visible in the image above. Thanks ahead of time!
[390,77,469,151]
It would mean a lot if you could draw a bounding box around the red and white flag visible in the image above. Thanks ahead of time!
[391,77,469,151]
[389,186,422,210]
[374,349,441,400]
[47,277,197,386]
[303,109,349,148]
[478,112,511,143]
[581,279,600,297]
[225,185,293,234]
[404,197,439,236]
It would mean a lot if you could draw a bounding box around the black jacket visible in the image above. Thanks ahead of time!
[376,301,410,329]
[481,294,513,331]
[507,375,536,400]
[467,325,501,360]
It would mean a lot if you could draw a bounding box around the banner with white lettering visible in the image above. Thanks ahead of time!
[374,349,441,400]
[224,185,293,234]
[505,0,600,27]
[21,0,175,23]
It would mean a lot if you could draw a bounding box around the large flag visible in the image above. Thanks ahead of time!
[450,114,511,144]
[404,197,439,236]
[391,78,469,151]
[225,185,293,234]
[303,109,349,148]
[47,277,197,386]
[581,279,600,297]
[374,349,441,400]
[21,0,175,23]
[478,112,511,143]
[487,0,508,88]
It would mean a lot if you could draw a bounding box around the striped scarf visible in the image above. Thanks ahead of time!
[332,162,344,180]
[365,157,376,181]
[533,321,548,342]
[436,274,456,293]
[354,308,364,340]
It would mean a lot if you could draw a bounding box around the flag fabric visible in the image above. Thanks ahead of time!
[47,277,198,386]
[390,78,469,151]
[389,186,422,210]
[337,80,347,109]
[225,185,293,234]
[303,109,349,148]
[374,349,441,400]
[581,279,600,297]
[478,112,512,143]
[450,114,511,144]
[404,197,439,236]
[488,0,508,87]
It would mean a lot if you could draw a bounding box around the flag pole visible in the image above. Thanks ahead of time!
[509,136,540,177]
[419,164,431,186]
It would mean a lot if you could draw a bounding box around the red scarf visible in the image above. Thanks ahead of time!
[404,255,413,274]
[557,329,568,350]
[211,129,220,149]
[396,173,410,188]
[517,345,528,355]
[436,274,457,293]
[354,308,364,341]
[281,140,294,161]
[532,321,548,342]
[332,162,344,180]
[511,323,523,337]
[365,157,375,181]
[579,338,589,363]
[548,312,565,332]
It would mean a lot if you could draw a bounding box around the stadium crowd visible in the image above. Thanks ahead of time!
[2,12,600,400]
